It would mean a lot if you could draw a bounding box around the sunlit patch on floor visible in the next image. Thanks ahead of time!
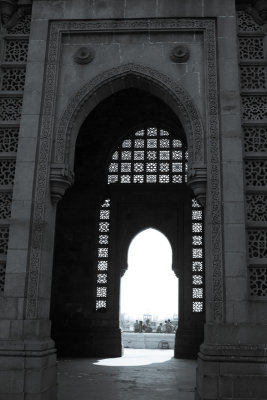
[93,348,173,367]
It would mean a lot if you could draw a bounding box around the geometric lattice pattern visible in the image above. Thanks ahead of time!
[0,11,30,290]
[0,128,19,152]
[4,40,29,63]
[238,10,267,301]
[245,160,267,187]
[0,97,22,121]
[108,127,187,185]
[96,199,110,311]
[0,160,16,185]
[0,262,5,293]
[242,96,267,121]
[240,66,266,90]
[7,14,31,35]
[1,69,26,91]
[244,127,267,153]
[239,37,264,61]
[192,199,204,312]
[97,127,189,311]
[237,11,263,33]
[0,227,9,255]
[249,267,267,297]
[246,195,267,222]
[0,193,12,219]
[248,230,267,259]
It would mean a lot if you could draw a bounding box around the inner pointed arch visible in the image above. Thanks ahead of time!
[121,228,177,320]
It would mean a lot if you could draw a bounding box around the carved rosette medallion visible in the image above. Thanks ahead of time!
[170,45,190,63]
[73,47,95,64]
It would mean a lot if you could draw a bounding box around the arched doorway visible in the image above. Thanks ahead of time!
[50,87,204,359]
[120,228,178,334]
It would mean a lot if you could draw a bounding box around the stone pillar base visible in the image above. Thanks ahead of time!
[196,344,267,399]
[0,339,57,400]
[175,326,203,359]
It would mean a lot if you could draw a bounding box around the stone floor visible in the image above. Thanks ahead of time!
[57,349,196,400]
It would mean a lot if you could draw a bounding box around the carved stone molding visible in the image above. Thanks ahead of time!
[50,164,74,204]
[25,18,223,323]
[55,63,204,170]
[73,46,95,64]
[187,166,207,207]
[170,45,190,63]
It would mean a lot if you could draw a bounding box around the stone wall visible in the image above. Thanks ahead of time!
[237,10,267,301]
[0,7,31,297]
[122,333,175,349]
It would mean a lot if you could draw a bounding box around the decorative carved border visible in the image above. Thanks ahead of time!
[25,18,224,322]
[55,63,204,167]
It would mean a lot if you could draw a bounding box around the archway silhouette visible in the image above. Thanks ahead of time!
[120,228,178,327]
[51,88,204,359]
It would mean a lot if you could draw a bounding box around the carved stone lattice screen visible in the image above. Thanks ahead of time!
[0,11,31,293]
[95,127,204,312]
[96,199,110,311]
[192,199,204,312]
[237,11,267,299]
[107,128,188,184]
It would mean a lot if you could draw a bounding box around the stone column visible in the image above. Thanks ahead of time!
[0,4,58,398]
[196,1,267,399]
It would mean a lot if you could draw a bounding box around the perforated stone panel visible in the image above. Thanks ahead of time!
[248,230,267,259]
[0,128,18,153]
[240,66,266,90]
[96,199,110,311]
[245,160,267,187]
[242,97,267,121]
[249,267,267,297]
[0,98,22,121]
[4,40,29,63]
[0,262,5,293]
[7,14,31,34]
[108,128,187,185]
[192,199,204,313]
[1,68,26,91]
[238,9,267,303]
[0,227,9,255]
[239,37,265,61]
[0,193,12,219]
[0,160,16,185]
[244,127,267,153]
[237,11,263,32]
[246,195,267,222]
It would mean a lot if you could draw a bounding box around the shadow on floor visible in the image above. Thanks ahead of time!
[57,349,196,400]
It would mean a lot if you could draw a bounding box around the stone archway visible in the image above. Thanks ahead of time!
[26,63,218,320]
[50,64,207,209]
[24,58,223,396]
[50,85,206,358]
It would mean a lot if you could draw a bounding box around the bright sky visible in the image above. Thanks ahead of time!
[120,228,178,321]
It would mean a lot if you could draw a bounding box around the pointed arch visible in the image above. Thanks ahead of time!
[53,64,205,172]
[121,227,177,320]
[127,227,173,267]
